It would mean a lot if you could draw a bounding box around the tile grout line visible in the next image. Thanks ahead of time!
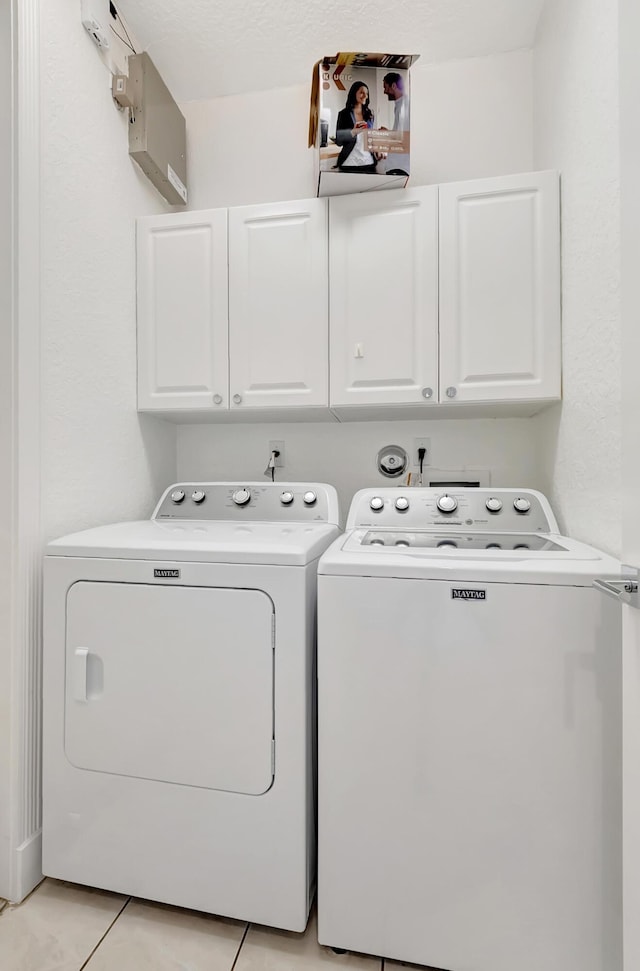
[228,921,251,971]
[77,895,132,971]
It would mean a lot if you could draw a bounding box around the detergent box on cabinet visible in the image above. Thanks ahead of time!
[308,52,419,197]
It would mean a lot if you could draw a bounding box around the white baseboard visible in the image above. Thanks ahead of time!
[11,830,43,903]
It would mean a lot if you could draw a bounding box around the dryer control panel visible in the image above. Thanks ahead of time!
[347,488,558,533]
[153,482,340,525]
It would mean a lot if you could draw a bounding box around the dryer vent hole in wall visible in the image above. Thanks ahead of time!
[377,445,408,478]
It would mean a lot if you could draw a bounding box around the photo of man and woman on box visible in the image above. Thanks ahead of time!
[319,65,410,177]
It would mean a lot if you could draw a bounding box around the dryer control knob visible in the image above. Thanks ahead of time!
[232,488,251,506]
[280,491,294,505]
[303,491,317,506]
[370,496,384,511]
[486,497,503,513]
[513,497,531,513]
[395,496,410,511]
[437,494,458,513]
[171,489,185,504]
[191,490,206,504]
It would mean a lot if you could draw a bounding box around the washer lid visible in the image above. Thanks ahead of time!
[46,520,340,565]
[318,529,621,585]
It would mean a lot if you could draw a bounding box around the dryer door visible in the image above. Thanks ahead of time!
[64,582,274,795]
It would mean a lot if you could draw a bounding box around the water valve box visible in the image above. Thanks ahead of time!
[308,52,419,198]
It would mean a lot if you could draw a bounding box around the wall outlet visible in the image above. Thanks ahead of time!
[268,441,285,467]
[413,438,431,467]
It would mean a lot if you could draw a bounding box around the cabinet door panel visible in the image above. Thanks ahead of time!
[329,187,438,409]
[439,171,561,403]
[137,210,229,411]
[229,199,328,409]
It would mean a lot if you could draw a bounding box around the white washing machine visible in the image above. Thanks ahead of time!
[317,488,622,971]
[43,481,340,931]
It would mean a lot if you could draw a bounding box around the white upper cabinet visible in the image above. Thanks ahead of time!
[329,187,439,412]
[439,170,561,404]
[228,199,329,410]
[136,171,561,422]
[137,209,228,412]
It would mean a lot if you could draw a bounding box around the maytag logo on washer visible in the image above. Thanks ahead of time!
[154,568,180,578]
[451,588,486,601]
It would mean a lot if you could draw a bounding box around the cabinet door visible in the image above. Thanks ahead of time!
[228,199,328,410]
[137,209,229,411]
[439,171,561,403]
[329,187,439,409]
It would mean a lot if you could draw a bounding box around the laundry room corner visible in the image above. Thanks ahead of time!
[531,0,621,555]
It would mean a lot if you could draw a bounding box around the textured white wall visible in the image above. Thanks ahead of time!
[177,49,541,510]
[0,4,12,587]
[182,51,533,209]
[0,0,12,900]
[41,0,177,540]
[178,419,544,525]
[118,0,544,101]
[532,0,620,553]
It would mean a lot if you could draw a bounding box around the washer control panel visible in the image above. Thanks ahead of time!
[349,488,557,533]
[153,482,340,524]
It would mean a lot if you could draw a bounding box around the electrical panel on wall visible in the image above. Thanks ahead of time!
[125,53,187,206]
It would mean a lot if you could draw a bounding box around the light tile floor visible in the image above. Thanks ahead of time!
[0,878,434,971]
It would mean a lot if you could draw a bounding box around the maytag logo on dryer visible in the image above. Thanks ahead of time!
[154,568,180,579]
[451,588,486,601]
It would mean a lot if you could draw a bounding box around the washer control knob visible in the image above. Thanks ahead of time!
[191,490,206,504]
[395,496,409,511]
[513,497,531,513]
[170,489,185,504]
[303,491,317,506]
[232,488,251,506]
[280,491,294,505]
[485,497,503,513]
[370,496,384,511]
[437,494,458,513]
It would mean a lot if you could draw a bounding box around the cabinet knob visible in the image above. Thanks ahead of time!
[232,394,242,405]
[446,386,457,398]
[421,387,433,399]
[213,394,223,405]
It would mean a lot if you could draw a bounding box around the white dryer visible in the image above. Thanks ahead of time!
[43,481,340,931]
[317,488,622,971]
